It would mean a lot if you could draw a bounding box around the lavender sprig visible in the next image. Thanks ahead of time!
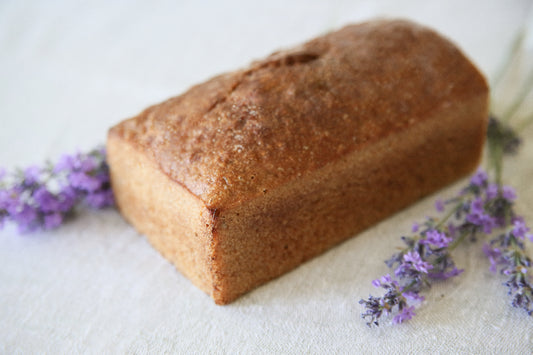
[463,166,533,316]
[360,274,421,326]
[360,159,533,326]
[0,147,114,233]
[360,174,484,326]
[361,30,533,325]
[483,216,533,315]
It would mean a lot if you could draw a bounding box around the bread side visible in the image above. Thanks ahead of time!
[107,136,216,296]
[107,19,489,304]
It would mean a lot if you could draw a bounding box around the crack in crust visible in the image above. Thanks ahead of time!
[205,50,323,114]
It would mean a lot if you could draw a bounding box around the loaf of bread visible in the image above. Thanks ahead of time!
[107,19,488,304]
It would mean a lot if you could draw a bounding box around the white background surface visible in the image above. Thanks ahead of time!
[1,0,533,353]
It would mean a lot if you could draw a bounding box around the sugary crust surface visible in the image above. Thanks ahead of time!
[109,19,488,210]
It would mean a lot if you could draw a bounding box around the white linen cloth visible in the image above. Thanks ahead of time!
[1,0,532,353]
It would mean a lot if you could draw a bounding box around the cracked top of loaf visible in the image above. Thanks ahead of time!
[109,19,487,210]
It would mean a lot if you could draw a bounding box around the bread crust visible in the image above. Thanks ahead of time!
[107,19,488,304]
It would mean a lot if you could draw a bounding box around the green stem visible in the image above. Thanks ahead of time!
[400,280,418,294]
[397,197,468,256]
[502,70,533,123]
[435,199,465,229]
[487,128,504,186]
[448,231,469,252]
[490,29,525,90]
[494,145,504,187]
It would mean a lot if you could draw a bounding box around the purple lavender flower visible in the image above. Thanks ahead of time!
[466,197,496,234]
[421,229,452,248]
[24,166,41,185]
[33,187,61,213]
[505,274,533,316]
[435,199,445,212]
[0,188,19,215]
[360,295,388,326]
[502,186,516,201]
[86,190,114,208]
[69,172,101,192]
[403,291,424,302]
[0,146,114,233]
[54,154,76,173]
[470,170,488,187]
[57,186,78,212]
[79,157,97,173]
[481,189,533,316]
[381,274,396,285]
[361,273,411,326]
[402,251,433,274]
[470,197,483,214]
[372,274,397,288]
[486,183,499,200]
[44,213,63,229]
[412,222,419,233]
[12,203,38,232]
[0,167,6,181]
[392,306,416,324]
[482,243,502,273]
[0,190,9,209]
[511,219,530,240]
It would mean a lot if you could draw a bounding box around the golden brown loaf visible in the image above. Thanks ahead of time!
[107,19,489,304]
